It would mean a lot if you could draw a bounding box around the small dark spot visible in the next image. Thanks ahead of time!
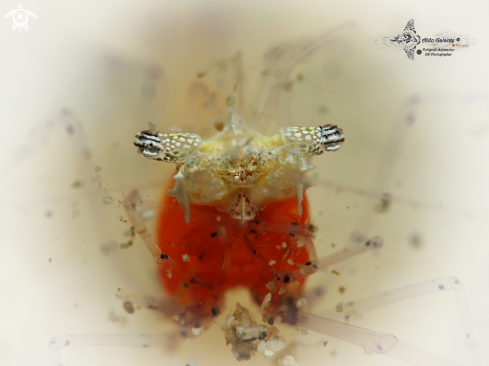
[267,316,274,325]
[211,307,219,316]
[405,112,416,125]
[146,63,162,80]
[251,248,256,254]
[249,229,257,234]
[375,193,391,212]
[339,286,346,294]
[142,343,149,348]
[438,284,445,290]
[258,331,267,340]
[377,345,383,351]
[194,323,201,328]
[454,279,459,284]
[183,283,189,288]
[210,232,218,238]
[160,253,169,260]
[307,224,317,233]
[242,337,257,343]
[312,264,318,269]
[284,275,291,283]
[123,300,135,314]
[65,340,70,346]
[254,220,260,224]
[181,331,188,338]
[409,233,423,249]
[276,277,281,281]
[61,109,72,118]
[305,261,313,266]
[289,233,295,237]
[214,120,224,131]
[290,222,298,226]
[199,254,204,260]
[365,240,370,246]
[65,124,75,135]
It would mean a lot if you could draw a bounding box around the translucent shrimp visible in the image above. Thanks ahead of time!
[1,2,489,366]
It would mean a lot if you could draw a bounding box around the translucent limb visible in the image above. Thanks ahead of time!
[324,277,480,363]
[297,277,481,366]
[183,52,246,136]
[251,23,354,134]
[123,189,185,278]
[274,236,383,285]
[114,289,199,326]
[115,289,173,312]
[49,333,174,366]
[297,312,458,366]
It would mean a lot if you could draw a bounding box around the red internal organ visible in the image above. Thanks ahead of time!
[157,181,313,322]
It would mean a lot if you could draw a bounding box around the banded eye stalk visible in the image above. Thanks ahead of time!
[279,124,345,156]
[134,130,201,164]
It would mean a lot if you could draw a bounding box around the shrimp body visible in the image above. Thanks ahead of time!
[133,104,344,327]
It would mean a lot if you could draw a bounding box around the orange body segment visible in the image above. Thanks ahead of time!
[157,179,314,322]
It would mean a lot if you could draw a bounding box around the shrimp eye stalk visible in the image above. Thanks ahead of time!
[134,130,202,163]
[279,124,344,156]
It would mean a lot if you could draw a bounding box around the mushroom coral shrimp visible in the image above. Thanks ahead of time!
[132,100,346,323]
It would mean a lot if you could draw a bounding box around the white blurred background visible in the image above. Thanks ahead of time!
[1,0,488,365]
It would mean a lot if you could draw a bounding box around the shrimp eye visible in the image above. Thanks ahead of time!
[134,130,201,163]
[134,130,164,159]
[320,124,345,153]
